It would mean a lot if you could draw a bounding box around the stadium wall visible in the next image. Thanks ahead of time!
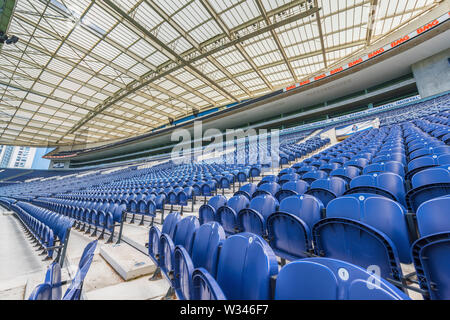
[412,48,450,98]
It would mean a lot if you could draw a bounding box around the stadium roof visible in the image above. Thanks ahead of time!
[0,0,443,146]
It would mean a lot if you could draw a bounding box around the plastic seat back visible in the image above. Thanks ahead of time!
[28,284,52,300]
[412,196,450,300]
[302,170,328,184]
[345,172,406,207]
[44,262,62,300]
[215,233,278,299]
[306,177,347,207]
[312,201,405,283]
[406,168,450,212]
[275,258,409,300]
[62,251,95,300]
[172,216,200,254]
[216,195,249,235]
[275,180,309,202]
[364,161,405,177]
[257,175,279,187]
[148,212,181,263]
[252,182,281,198]
[233,183,257,200]
[326,194,411,264]
[330,166,360,183]
[238,194,279,236]
[267,195,323,260]
[199,195,227,224]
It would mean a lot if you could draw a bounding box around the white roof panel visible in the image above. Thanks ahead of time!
[0,0,442,145]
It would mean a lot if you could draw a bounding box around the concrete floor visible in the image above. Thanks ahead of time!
[0,208,51,299]
[0,209,48,282]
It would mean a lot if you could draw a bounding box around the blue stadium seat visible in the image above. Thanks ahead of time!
[216,195,249,235]
[319,162,341,174]
[148,212,181,266]
[274,258,410,300]
[330,166,360,184]
[190,233,278,300]
[344,157,370,170]
[233,183,257,200]
[198,195,227,224]
[278,167,296,177]
[313,194,411,286]
[238,194,279,236]
[409,145,450,161]
[302,170,328,185]
[278,173,300,186]
[363,161,405,177]
[406,167,450,212]
[344,172,407,207]
[266,194,323,260]
[29,240,97,300]
[28,284,52,300]
[252,181,281,198]
[173,222,226,300]
[411,196,450,300]
[373,153,406,166]
[159,216,199,287]
[274,180,309,202]
[306,177,347,207]
[257,175,279,187]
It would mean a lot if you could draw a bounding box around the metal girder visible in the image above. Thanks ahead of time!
[198,0,273,91]
[313,0,327,68]
[143,0,253,98]
[0,91,137,138]
[205,40,366,85]
[67,0,245,135]
[192,0,322,55]
[369,2,438,45]
[1,0,441,147]
[12,11,191,121]
[68,4,320,136]
[254,0,298,82]
[0,0,52,139]
[0,78,153,130]
[0,49,168,123]
[100,0,239,101]
[366,0,379,46]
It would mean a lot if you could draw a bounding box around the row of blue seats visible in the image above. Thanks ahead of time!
[152,192,450,299]
[32,198,125,243]
[0,198,73,260]
[233,165,449,214]
[50,192,167,225]
[205,189,450,297]
[147,214,409,300]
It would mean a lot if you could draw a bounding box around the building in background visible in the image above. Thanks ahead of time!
[0,145,51,169]
[9,146,36,168]
[0,145,14,168]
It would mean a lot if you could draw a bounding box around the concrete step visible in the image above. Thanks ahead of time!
[85,275,170,300]
[100,242,155,281]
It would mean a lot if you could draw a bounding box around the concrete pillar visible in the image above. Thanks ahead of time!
[412,48,450,98]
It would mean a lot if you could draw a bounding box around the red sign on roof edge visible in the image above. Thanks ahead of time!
[283,12,450,93]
